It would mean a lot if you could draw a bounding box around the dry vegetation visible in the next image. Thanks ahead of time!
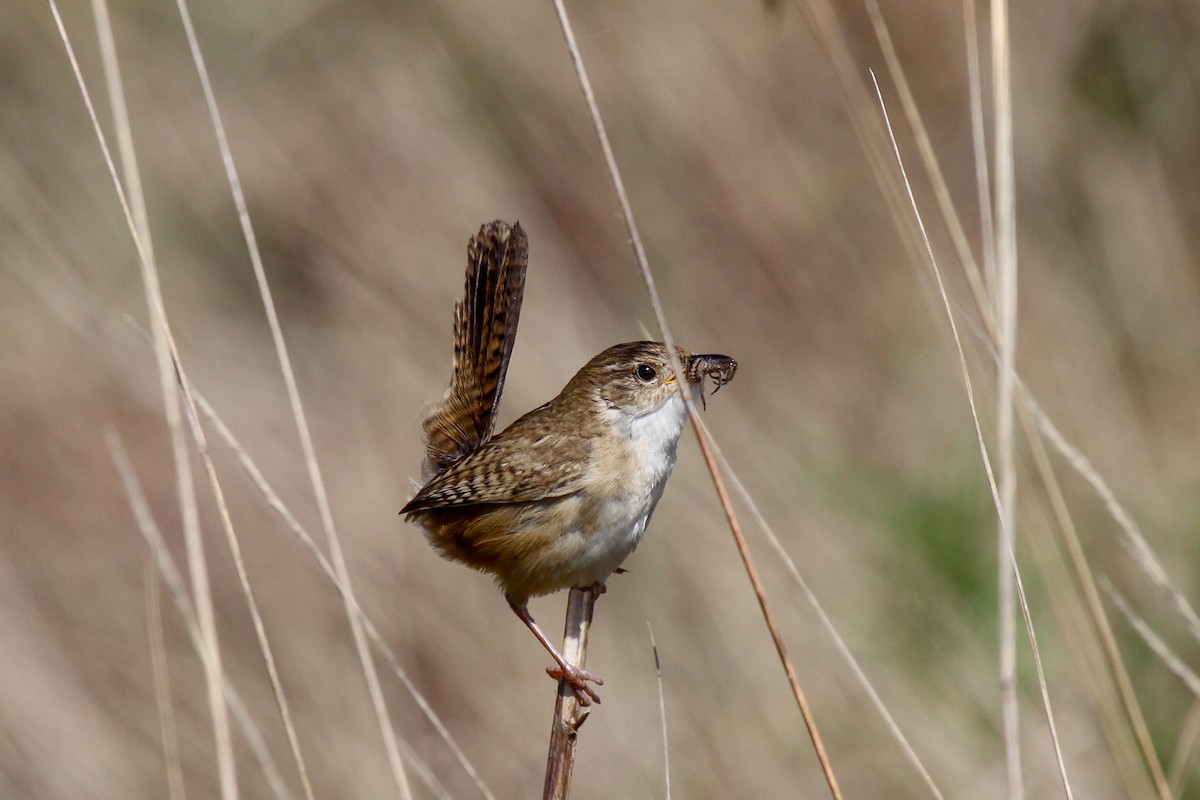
[4,0,1200,797]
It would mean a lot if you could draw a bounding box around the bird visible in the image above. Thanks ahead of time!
[401,220,735,704]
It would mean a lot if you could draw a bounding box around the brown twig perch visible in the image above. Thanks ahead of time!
[543,586,599,800]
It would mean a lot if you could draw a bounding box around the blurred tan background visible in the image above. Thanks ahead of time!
[4,0,1200,797]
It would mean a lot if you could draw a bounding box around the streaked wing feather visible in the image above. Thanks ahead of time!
[402,422,586,512]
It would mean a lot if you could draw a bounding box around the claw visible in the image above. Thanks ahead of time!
[547,662,604,705]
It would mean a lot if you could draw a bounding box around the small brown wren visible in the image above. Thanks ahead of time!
[401,220,735,704]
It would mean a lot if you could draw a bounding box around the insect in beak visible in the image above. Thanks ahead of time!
[686,354,738,411]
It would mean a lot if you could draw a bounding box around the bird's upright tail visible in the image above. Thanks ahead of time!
[420,220,528,477]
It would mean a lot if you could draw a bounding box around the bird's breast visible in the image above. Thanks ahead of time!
[492,392,693,596]
[585,393,688,526]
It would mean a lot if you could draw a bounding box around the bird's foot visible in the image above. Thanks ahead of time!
[547,662,604,706]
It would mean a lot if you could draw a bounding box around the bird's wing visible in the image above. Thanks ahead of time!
[401,420,587,512]
[420,221,528,475]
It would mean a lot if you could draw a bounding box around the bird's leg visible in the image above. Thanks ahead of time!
[509,598,603,705]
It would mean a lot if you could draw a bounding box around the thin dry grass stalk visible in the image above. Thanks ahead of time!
[170,0,413,794]
[549,1,843,796]
[701,420,947,800]
[1168,703,1200,797]
[646,622,672,800]
[1102,579,1200,701]
[1029,395,1200,646]
[66,1,423,792]
[189,386,497,800]
[1019,391,1168,798]
[866,2,1173,790]
[870,70,1074,799]
[145,561,187,800]
[1022,486,1153,798]
[107,434,294,800]
[1101,578,1200,794]
[866,3,1178,793]
[989,2,1024,795]
[47,3,237,795]
[869,16,1177,784]
[76,3,319,795]
[543,587,599,800]
[960,0,997,292]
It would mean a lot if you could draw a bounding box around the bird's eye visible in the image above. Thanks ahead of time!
[635,363,658,383]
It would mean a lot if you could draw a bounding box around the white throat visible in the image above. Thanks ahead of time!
[628,392,687,463]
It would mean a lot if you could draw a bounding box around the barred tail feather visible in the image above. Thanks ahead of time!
[421,220,528,476]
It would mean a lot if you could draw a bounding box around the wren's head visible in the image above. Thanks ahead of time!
[564,341,689,418]
[561,341,738,419]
